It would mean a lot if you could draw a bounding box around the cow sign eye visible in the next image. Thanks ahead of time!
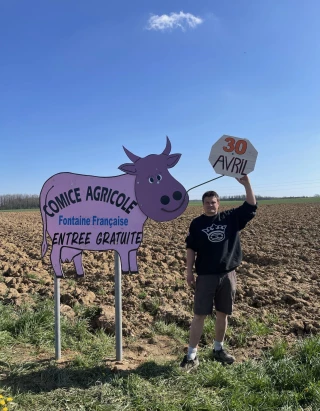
[157,174,162,181]
[149,177,154,184]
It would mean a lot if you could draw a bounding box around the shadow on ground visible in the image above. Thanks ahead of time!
[2,359,177,394]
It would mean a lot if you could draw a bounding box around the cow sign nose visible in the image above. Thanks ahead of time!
[161,191,183,205]
[173,191,182,201]
[160,195,170,205]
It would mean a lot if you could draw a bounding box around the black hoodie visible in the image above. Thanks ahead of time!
[186,201,257,275]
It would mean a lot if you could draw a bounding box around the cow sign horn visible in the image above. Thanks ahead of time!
[122,146,141,162]
[162,136,171,155]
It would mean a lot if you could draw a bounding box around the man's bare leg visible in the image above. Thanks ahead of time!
[213,310,235,364]
[189,314,206,348]
[215,310,228,342]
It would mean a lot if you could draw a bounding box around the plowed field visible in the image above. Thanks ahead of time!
[0,203,319,367]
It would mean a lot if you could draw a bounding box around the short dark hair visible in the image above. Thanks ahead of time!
[202,191,220,204]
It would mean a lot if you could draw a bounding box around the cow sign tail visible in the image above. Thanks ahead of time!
[41,237,48,258]
[40,184,54,258]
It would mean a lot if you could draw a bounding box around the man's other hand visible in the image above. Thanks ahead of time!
[187,271,195,287]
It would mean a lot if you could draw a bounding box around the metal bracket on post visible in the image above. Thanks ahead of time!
[114,251,123,361]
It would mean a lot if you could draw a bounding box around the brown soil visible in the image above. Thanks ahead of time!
[0,203,319,369]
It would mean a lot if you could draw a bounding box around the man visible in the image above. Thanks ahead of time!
[180,175,257,372]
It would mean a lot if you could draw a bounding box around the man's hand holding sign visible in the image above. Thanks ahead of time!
[236,174,256,206]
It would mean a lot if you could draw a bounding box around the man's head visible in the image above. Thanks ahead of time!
[202,191,220,216]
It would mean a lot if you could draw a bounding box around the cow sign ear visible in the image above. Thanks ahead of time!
[166,153,181,168]
[118,163,137,175]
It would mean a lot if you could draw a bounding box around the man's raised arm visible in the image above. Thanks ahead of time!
[236,175,256,205]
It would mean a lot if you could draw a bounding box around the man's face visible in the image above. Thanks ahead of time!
[203,196,219,216]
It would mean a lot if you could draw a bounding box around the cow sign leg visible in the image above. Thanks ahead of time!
[73,252,85,277]
[129,250,138,273]
[50,246,64,278]
[60,248,84,277]
[118,250,130,274]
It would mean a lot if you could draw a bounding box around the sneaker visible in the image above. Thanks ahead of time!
[179,355,199,372]
[212,349,235,364]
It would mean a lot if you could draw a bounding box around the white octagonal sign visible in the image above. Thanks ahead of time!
[209,135,258,178]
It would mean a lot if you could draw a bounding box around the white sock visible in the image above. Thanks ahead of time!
[187,346,197,360]
[214,340,223,351]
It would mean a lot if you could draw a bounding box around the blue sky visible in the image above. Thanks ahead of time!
[1,0,319,199]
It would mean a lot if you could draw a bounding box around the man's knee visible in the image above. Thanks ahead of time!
[215,310,228,320]
[193,314,207,322]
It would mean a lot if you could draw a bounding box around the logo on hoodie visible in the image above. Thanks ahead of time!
[202,224,227,242]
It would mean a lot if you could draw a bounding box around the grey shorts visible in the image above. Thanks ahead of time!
[194,271,237,316]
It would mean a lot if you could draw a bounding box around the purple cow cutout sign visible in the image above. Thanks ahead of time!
[40,137,189,278]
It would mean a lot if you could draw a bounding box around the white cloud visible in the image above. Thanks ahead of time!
[146,11,203,32]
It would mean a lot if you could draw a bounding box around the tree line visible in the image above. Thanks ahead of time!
[0,194,40,210]
[0,193,318,210]
[219,194,313,201]
[190,194,316,203]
